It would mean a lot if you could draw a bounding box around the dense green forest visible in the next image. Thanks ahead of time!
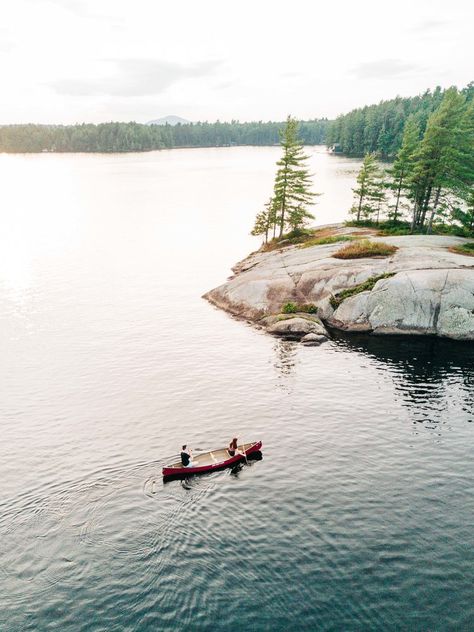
[250,87,474,240]
[1,82,472,156]
[326,82,474,158]
[0,119,328,153]
[347,87,474,235]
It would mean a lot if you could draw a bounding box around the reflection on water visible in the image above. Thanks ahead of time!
[273,339,298,380]
[331,331,474,431]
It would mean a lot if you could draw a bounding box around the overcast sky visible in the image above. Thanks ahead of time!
[1,0,473,124]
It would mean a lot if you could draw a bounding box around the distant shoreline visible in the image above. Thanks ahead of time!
[0,143,286,155]
[0,143,335,156]
[0,119,329,154]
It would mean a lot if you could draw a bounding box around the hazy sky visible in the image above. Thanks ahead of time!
[1,0,473,124]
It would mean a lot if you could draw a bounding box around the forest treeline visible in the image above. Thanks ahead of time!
[326,83,474,157]
[251,86,474,242]
[1,82,472,155]
[347,86,474,235]
[0,119,328,153]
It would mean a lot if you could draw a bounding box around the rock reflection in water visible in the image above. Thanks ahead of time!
[273,339,298,380]
[331,331,474,429]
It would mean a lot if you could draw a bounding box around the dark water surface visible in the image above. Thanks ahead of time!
[1,148,473,631]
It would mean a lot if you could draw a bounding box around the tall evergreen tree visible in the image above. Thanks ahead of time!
[408,88,473,232]
[445,100,474,204]
[351,153,381,221]
[273,116,316,236]
[386,115,420,221]
[463,188,474,233]
[372,171,388,224]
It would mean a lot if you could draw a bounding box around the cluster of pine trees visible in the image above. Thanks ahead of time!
[349,87,474,234]
[251,117,316,242]
[0,119,329,153]
[326,83,474,158]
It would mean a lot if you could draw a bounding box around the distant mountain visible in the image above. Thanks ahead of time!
[146,115,190,126]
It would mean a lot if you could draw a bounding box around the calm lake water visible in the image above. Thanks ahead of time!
[1,146,473,631]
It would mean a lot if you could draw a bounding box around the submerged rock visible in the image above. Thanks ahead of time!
[204,227,474,341]
[301,333,328,346]
[267,315,328,339]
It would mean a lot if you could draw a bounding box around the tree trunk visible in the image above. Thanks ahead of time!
[356,191,363,222]
[419,185,432,229]
[278,201,285,238]
[415,193,423,227]
[278,163,289,238]
[410,203,417,233]
[411,190,423,232]
[393,174,403,222]
[427,186,442,234]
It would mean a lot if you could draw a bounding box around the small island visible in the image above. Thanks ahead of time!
[204,224,474,342]
[205,91,474,343]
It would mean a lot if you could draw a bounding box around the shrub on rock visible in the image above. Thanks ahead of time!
[332,239,397,259]
[282,302,318,314]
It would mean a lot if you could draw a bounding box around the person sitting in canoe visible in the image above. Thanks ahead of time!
[180,445,194,467]
[228,438,240,457]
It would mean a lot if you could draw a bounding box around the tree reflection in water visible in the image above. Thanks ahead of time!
[330,330,474,430]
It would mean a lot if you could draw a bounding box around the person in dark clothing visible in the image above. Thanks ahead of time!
[228,438,239,457]
[180,445,194,467]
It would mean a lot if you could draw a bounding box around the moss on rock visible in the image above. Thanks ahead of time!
[330,273,396,309]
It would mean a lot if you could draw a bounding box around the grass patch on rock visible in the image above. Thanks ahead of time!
[329,273,395,309]
[301,235,356,248]
[332,239,397,259]
[282,302,318,314]
[261,226,356,252]
[261,228,314,252]
[449,242,474,257]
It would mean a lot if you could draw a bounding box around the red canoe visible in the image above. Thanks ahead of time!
[162,441,262,477]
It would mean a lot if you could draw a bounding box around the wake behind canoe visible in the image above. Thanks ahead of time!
[162,441,262,478]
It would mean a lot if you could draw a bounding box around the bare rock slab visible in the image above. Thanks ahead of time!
[205,227,474,341]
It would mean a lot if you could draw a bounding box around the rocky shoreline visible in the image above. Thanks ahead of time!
[204,225,474,342]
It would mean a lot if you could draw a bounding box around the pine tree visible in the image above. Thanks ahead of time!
[465,188,474,234]
[251,210,269,243]
[408,88,470,232]
[251,197,279,243]
[273,116,316,236]
[386,115,420,222]
[372,171,387,224]
[453,187,474,234]
[267,197,279,239]
[351,153,381,222]
[443,100,474,217]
